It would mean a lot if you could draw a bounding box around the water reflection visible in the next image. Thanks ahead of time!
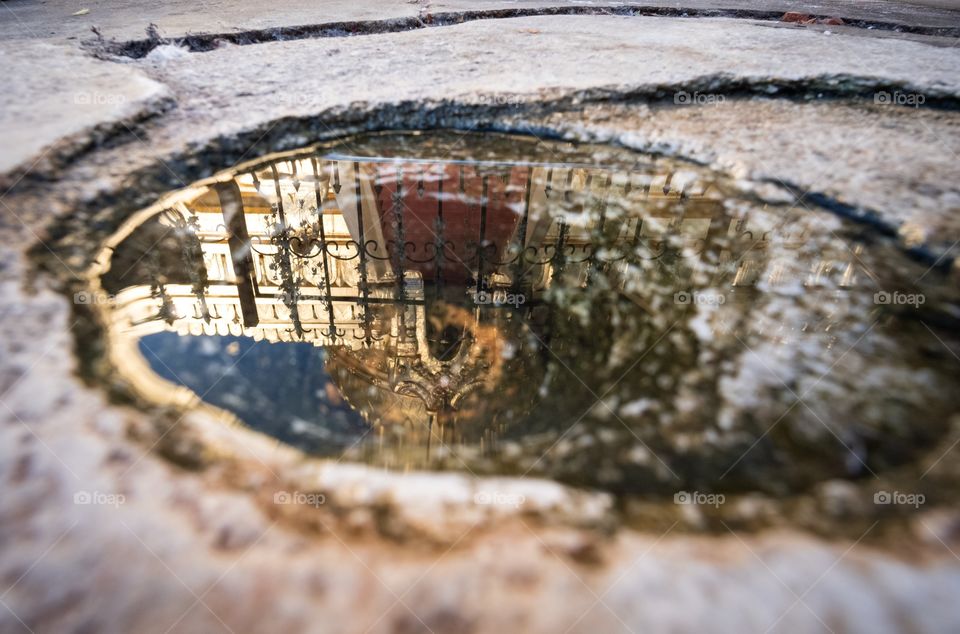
[87,133,957,493]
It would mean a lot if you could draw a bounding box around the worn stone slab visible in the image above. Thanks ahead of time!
[2,10,960,634]
[1,246,959,632]
[2,0,959,44]
[115,15,960,252]
[128,15,960,138]
[0,41,170,180]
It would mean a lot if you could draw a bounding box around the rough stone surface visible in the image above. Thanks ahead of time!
[3,0,960,43]
[131,15,960,118]
[0,40,170,178]
[2,7,960,634]
[86,15,960,254]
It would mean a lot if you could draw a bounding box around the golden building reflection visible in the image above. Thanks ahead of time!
[85,134,862,467]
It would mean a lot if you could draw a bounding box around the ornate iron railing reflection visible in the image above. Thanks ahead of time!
[88,140,870,463]
[102,145,843,353]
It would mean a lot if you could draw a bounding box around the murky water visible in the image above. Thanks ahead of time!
[82,132,960,496]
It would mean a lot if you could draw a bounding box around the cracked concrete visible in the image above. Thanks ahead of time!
[2,4,960,634]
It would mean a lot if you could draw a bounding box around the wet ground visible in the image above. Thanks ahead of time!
[4,4,960,633]
[64,131,960,532]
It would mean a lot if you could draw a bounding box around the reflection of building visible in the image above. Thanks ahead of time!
[102,155,730,341]
[89,145,756,459]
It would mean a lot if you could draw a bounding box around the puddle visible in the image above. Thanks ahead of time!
[80,131,960,497]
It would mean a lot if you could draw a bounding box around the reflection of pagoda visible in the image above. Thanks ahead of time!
[90,146,733,458]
